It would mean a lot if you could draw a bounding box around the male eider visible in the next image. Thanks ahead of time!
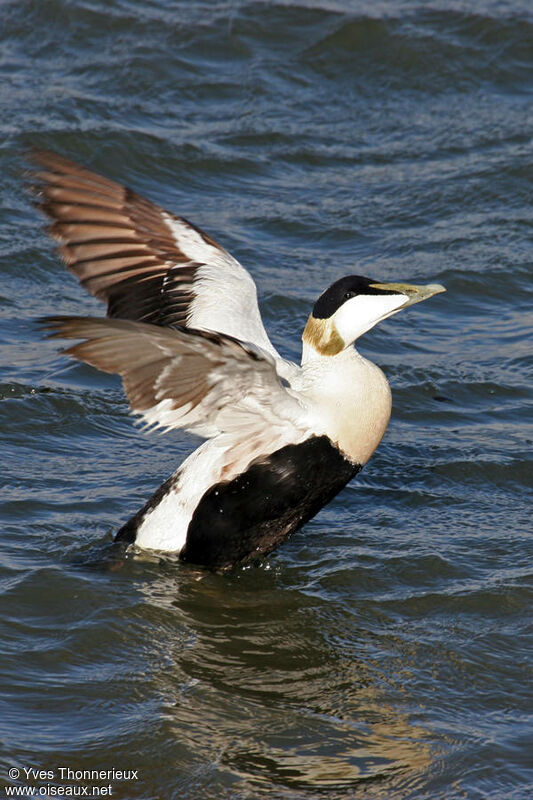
[31,150,445,571]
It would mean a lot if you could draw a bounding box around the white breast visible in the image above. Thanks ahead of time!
[295,346,392,465]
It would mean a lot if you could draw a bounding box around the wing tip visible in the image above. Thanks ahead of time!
[37,315,79,339]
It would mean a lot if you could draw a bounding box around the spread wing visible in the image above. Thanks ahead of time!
[29,149,280,359]
[42,316,307,442]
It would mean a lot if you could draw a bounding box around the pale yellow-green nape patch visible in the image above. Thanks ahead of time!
[302,314,345,356]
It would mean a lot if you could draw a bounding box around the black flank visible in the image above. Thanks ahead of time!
[180,435,361,571]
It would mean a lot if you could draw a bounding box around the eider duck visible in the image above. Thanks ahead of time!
[31,150,445,571]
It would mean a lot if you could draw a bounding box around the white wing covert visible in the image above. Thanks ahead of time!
[30,150,281,360]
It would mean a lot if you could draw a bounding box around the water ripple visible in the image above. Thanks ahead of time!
[1,1,532,798]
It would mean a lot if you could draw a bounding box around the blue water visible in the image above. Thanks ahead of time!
[1,1,532,798]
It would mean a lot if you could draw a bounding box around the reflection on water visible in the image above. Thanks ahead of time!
[133,563,432,795]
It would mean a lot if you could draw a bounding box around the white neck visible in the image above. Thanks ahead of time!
[301,338,324,365]
[296,344,392,465]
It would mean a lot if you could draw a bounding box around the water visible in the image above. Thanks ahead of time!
[1,1,532,798]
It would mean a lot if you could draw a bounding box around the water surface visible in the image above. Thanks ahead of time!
[1,1,532,798]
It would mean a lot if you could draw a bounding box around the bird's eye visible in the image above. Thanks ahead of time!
[344,291,356,300]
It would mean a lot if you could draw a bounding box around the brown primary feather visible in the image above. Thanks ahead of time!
[31,150,124,194]
[29,149,226,327]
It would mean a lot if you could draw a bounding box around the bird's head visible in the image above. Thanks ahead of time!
[302,275,445,357]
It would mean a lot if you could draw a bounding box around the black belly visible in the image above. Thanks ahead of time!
[180,435,361,571]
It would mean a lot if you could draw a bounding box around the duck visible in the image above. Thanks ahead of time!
[31,150,445,571]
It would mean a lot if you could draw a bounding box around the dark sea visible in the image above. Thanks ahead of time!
[1,1,532,798]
